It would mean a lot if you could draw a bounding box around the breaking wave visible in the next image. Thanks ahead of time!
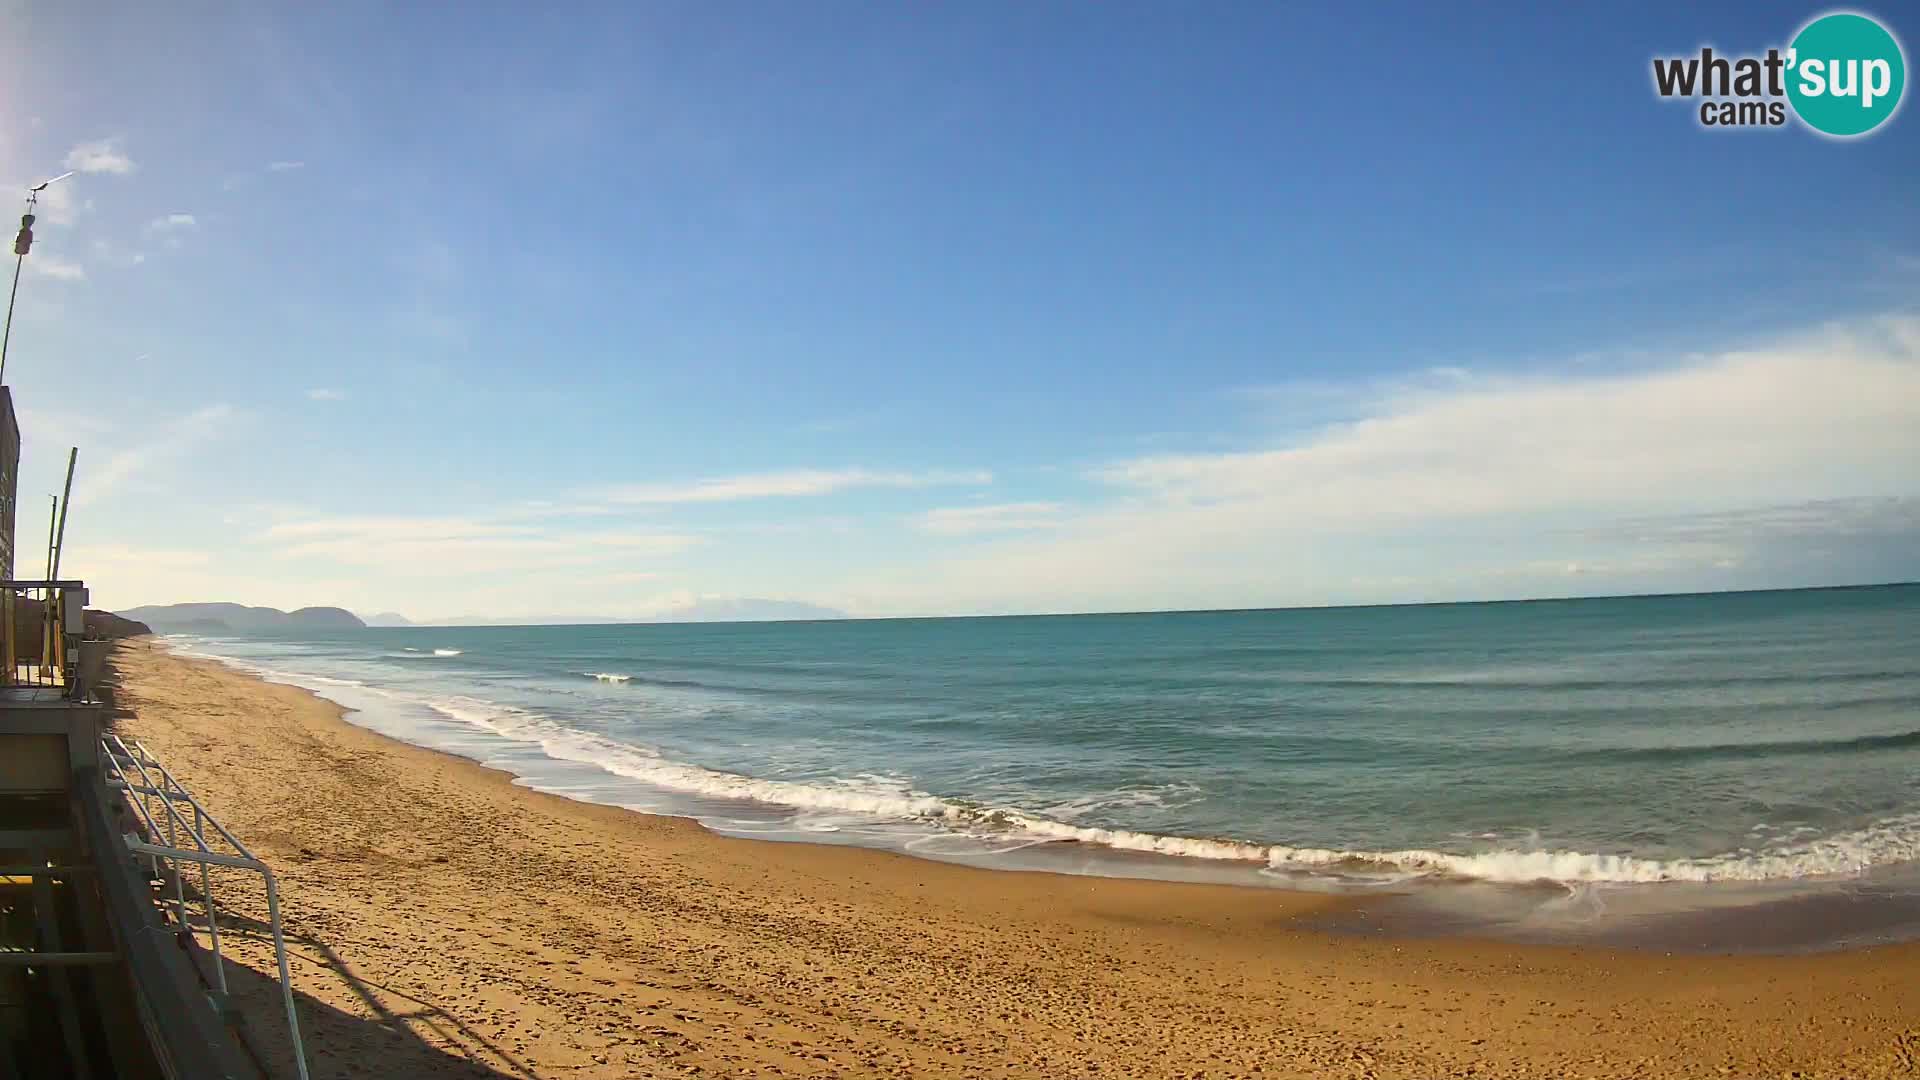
[421,696,1920,887]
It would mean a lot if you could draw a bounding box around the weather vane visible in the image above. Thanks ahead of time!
[2,170,76,387]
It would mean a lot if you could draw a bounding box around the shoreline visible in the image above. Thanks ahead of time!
[108,638,1920,1078]
[161,635,1920,955]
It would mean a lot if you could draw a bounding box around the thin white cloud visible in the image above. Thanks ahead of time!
[66,543,212,571]
[574,571,663,587]
[61,542,360,615]
[1093,321,1920,520]
[263,516,536,542]
[226,161,308,190]
[853,314,1920,614]
[919,502,1064,535]
[601,467,992,505]
[259,513,698,577]
[30,182,79,227]
[23,255,85,281]
[91,238,146,268]
[305,388,347,402]
[75,404,237,508]
[143,214,198,252]
[63,139,134,175]
[1585,497,1920,544]
[494,499,625,520]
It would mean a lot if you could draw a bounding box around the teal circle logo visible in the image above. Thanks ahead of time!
[1786,12,1906,137]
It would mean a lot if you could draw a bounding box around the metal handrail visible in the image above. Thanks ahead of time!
[101,734,310,1080]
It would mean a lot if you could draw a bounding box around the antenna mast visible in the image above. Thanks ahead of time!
[43,496,55,581]
[50,448,75,581]
[1,171,75,387]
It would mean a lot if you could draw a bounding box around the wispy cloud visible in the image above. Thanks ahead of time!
[852,314,1920,615]
[23,255,85,282]
[263,516,535,543]
[589,571,663,585]
[305,388,347,402]
[143,214,198,251]
[15,180,79,227]
[1094,318,1920,520]
[919,502,1064,535]
[1586,497,1920,545]
[91,238,146,268]
[62,541,361,615]
[222,159,309,191]
[75,404,237,508]
[260,513,698,576]
[600,467,992,506]
[63,138,134,175]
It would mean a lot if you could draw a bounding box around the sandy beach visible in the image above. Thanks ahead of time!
[105,639,1919,1080]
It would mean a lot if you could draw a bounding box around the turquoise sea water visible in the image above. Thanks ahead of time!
[171,585,1919,897]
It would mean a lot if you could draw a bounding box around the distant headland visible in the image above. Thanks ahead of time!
[116,603,367,634]
[112,597,851,632]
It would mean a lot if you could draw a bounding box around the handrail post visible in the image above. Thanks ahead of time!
[104,736,309,1080]
[261,870,309,1080]
[180,774,228,996]
[107,734,192,930]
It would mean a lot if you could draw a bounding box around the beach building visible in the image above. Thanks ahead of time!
[0,382,304,1076]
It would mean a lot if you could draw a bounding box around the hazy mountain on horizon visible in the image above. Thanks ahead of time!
[118,602,367,634]
[418,614,632,627]
[646,597,848,623]
[413,597,850,627]
[119,597,848,631]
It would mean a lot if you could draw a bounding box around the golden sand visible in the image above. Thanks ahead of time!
[108,639,1919,1079]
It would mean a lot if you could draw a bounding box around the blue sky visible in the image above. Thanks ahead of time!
[1,1,1915,620]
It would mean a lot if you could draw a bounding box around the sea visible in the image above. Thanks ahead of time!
[165,584,1920,950]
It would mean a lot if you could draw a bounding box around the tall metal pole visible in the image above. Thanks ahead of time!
[43,496,55,581]
[3,172,75,388]
[40,494,56,680]
[50,448,75,581]
[0,251,23,387]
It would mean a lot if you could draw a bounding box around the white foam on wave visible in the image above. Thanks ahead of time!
[162,639,1920,890]
[425,697,963,818]
[583,672,632,683]
[1039,781,1203,821]
[417,695,1920,886]
[168,647,367,689]
[432,648,463,657]
[1251,817,1920,884]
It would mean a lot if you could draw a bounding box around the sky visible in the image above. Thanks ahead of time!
[0,1,1915,622]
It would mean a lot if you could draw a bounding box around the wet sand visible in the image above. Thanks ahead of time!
[108,639,1920,1079]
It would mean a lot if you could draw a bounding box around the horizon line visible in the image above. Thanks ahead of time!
[125,579,1917,631]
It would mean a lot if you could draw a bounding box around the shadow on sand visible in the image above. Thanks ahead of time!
[204,919,535,1080]
[98,648,531,1080]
